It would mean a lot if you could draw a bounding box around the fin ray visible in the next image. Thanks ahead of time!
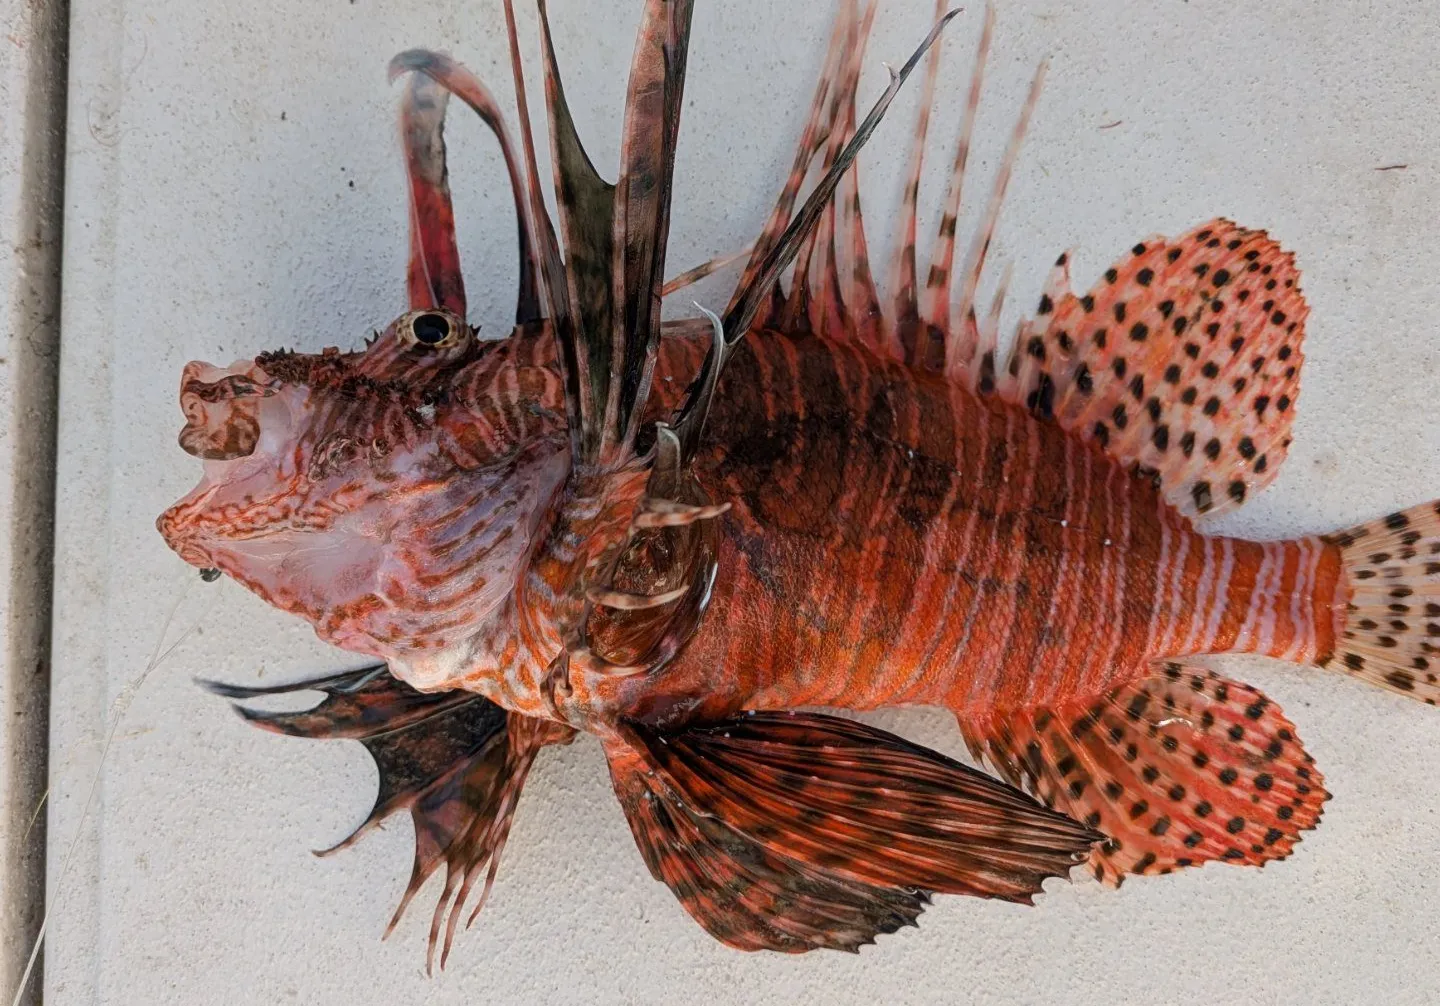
[204,667,575,971]
[604,711,1099,952]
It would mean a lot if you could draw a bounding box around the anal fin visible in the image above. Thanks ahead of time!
[204,666,575,971]
[959,663,1329,884]
[604,711,1100,952]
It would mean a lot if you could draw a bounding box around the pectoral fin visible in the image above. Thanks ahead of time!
[603,711,1099,952]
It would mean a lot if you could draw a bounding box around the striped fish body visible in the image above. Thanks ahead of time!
[170,0,1440,962]
[608,326,1344,724]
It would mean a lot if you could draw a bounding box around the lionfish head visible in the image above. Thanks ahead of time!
[156,308,571,662]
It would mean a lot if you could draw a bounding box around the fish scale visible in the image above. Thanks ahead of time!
[158,0,1440,965]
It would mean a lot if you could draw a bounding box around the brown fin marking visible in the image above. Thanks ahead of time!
[1014,218,1308,520]
[608,740,930,953]
[889,0,949,362]
[202,667,575,972]
[835,4,888,355]
[719,10,958,344]
[530,0,699,467]
[389,50,544,325]
[607,0,697,456]
[727,0,856,318]
[603,711,1100,952]
[919,3,995,357]
[397,74,467,318]
[945,57,1047,385]
[728,2,1043,396]
[958,663,1329,886]
[1323,500,1440,704]
[501,0,566,315]
[777,0,877,339]
[534,0,621,462]
[822,0,885,350]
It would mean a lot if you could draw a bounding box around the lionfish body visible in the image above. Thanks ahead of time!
[159,0,1437,964]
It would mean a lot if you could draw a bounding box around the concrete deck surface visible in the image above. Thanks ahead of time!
[41,1,1440,1004]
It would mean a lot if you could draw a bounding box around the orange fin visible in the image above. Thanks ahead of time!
[958,664,1329,885]
[733,2,1046,394]
[888,0,950,348]
[1009,218,1309,519]
[1324,500,1440,704]
[204,667,575,972]
[604,712,1100,952]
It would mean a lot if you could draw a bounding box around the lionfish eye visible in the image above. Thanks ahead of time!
[397,308,469,351]
[413,313,450,345]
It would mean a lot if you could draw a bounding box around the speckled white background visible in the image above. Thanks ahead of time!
[48,1,1440,1003]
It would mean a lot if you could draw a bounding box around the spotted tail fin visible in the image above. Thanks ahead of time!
[1324,501,1440,704]
[203,667,575,972]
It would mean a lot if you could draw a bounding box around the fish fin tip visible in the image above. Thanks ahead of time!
[215,664,566,968]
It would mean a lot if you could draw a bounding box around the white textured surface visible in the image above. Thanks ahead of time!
[49,1,1440,1004]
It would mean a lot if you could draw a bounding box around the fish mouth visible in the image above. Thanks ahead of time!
[158,359,576,663]
[157,361,318,568]
[156,474,307,568]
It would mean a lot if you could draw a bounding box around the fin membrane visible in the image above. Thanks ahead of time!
[1325,500,1440,703]
[1010,218,1308,520]
[605,711,1100,952]
[204,666,575,971]
[959,664,1329,885]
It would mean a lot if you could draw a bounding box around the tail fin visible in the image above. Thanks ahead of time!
[203,666,575,971]
[1325,500,1440,704]
[602,711,1100,953]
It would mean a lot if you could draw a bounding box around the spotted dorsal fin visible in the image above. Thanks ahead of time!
[1009,219,1309,519]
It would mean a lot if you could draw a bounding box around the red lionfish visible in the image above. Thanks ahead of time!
[157,0,1439,967]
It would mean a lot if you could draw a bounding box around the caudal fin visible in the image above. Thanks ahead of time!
[603,711,1100,953]
[1325,500,1440,704]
